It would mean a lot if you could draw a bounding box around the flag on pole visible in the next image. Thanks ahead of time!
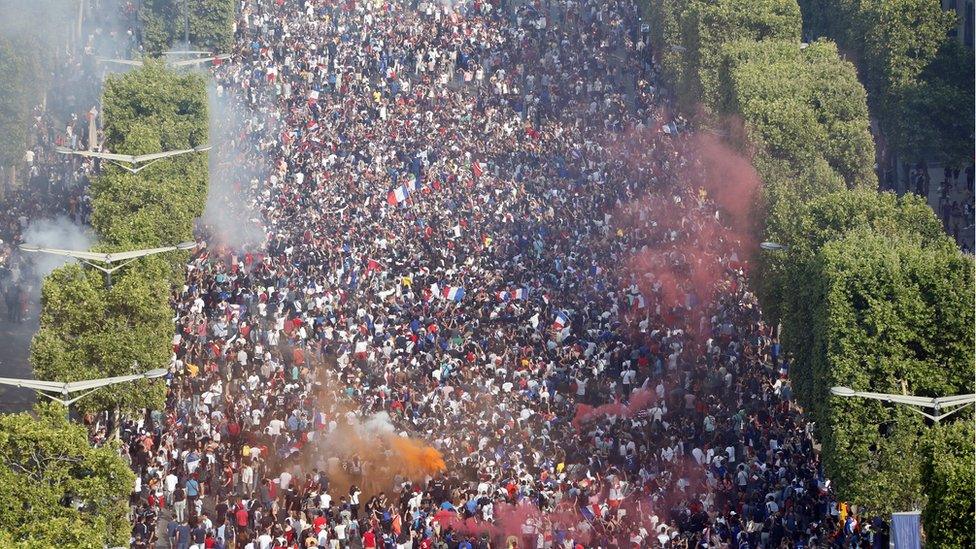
[443,286,465,302]
[513,287,528,300]
[387,185,409,205]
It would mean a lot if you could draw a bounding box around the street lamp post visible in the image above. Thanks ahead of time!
[0,368,168,419]
[20,241,197,287]
[830,386,976,422]
[54,144,212,174]
[760,241,789,252]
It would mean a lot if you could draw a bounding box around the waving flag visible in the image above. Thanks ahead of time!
[443,286,465,302]
[306,119,319,132]
[662,120,678,135]
[407,174,419,192]
[513,287,528,300]
[496,290,510,302]
[387,185,409,205]
[471,161,484,179]
[552,310,570,330]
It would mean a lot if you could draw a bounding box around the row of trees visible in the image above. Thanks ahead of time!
[140,0,236,55]
[799,0,974,167]
[644,1,974,546]
[31,61,209,423]
[2,62,211,548]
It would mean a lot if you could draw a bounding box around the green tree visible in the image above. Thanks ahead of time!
[644,0,691,96]
[0,0,77,176]
[920,420,976,549]
[803,227,974,513]
[796,0,961,163]
[770,189,952,405]
[677,0,802,111]
[0,36,35,171]
[93,61,209,248]
[720,39,876,189]
[139,0,235,55]
[0,404,134,548]
[884,40,975,166]
[29,262,171,421]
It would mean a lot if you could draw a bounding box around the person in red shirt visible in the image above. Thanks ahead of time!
[363,528,377,549]
[235,502,249,531]
[312,511,327,534]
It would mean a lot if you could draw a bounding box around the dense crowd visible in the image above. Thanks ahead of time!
[3,0,898,548]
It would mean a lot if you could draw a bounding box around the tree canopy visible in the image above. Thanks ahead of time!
[30,62,209,420]
[93,61,209,248]
[797,0,970,165]
[920,420,976,549]
[0,405,134,548]
[140,0,235,55]
[719,39,876,189]
[799,226,973,513]
[650,0,802,112]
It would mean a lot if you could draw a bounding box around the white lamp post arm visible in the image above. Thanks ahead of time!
[832,386,976,423]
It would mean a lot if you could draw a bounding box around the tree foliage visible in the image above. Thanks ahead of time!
[920,421,976,549]
[673,0,802,111]
[796,0,966,164]
[0,0,75,169]
[30,263,171,417]
[0,405,134,548]
[0,36,36,168]
[30,62,209,419]
[720,39,876,189]
[93,61,209,248]
[140,0,235,55]
[884,39,975,166]
[797,225,973,513]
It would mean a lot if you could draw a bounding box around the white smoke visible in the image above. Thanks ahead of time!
[20,216,96,279]
[201,80,266,249]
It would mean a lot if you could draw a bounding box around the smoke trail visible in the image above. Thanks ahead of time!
[201,81,266,249]
[20,215,96,279]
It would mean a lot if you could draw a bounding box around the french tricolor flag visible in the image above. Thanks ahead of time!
[579,503,604,522]
[443,286,465,302]
[387,185,409,206]
[406,174,419,192]
[553,311,569,330]
[306,119,319,132]
[513,288,528,300]
[496,290,510,302]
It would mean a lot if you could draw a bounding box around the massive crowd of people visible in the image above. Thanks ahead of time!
[3,0,901,548]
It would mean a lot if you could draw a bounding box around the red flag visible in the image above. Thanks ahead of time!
[471,162,483,179]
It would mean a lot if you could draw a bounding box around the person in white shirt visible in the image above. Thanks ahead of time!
[257,528,273,549]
